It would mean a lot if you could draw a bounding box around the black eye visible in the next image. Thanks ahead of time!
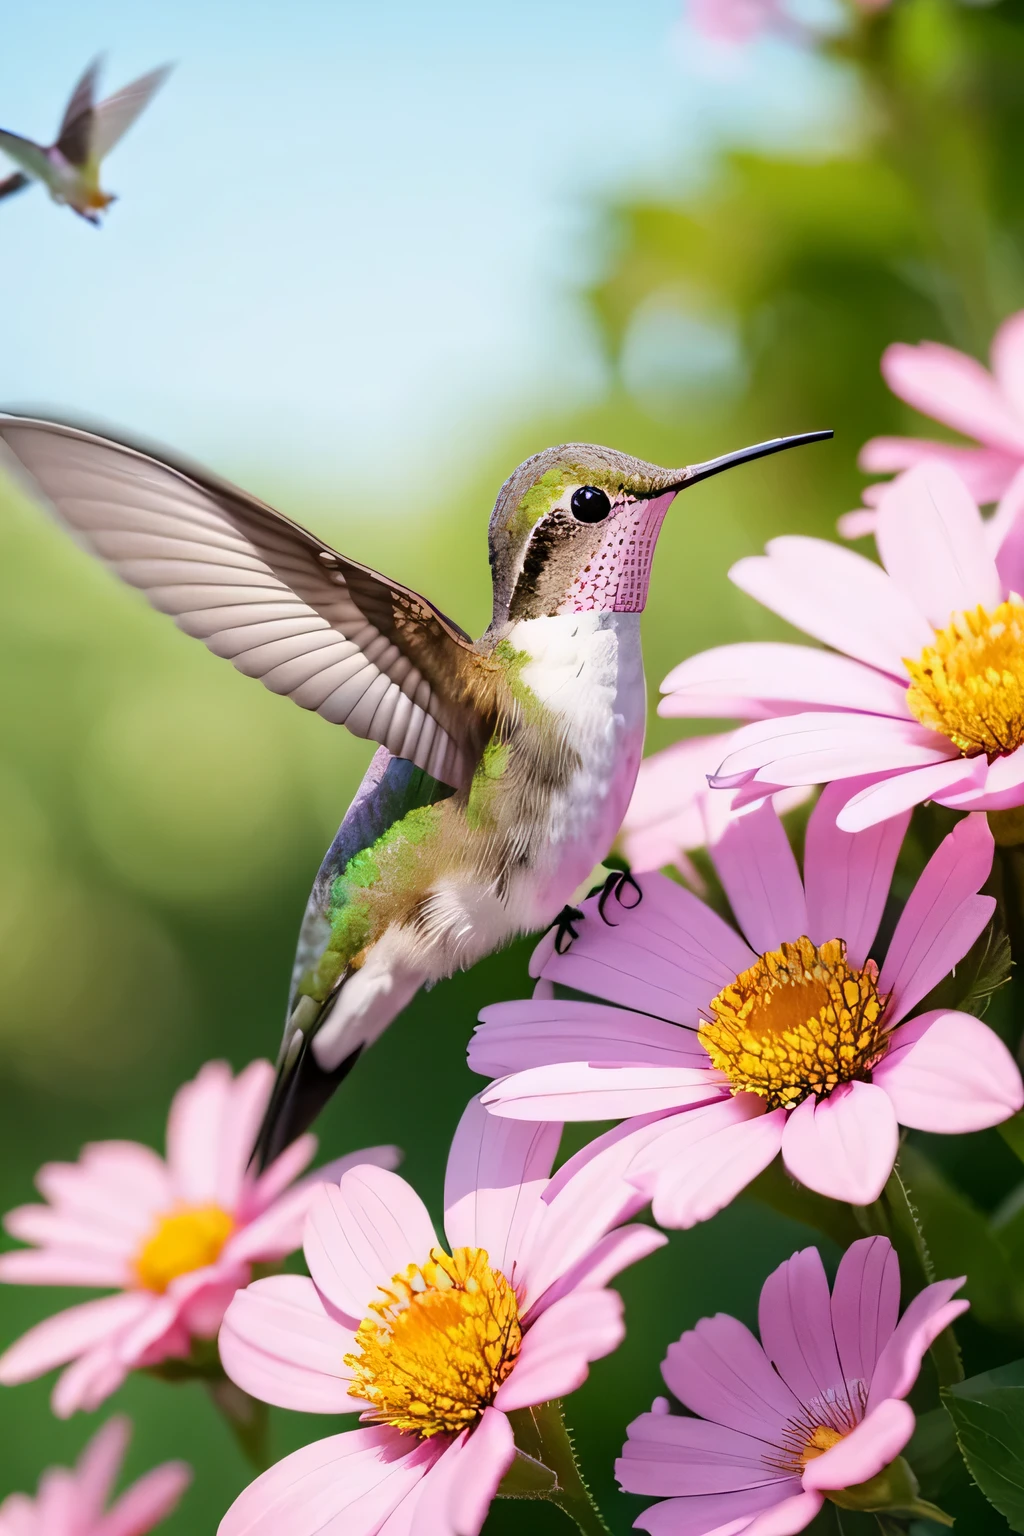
[570,485,611,523]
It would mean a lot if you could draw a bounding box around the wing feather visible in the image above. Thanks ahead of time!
[0,415,493,787]
[55,58,101,166]
[0,130,54,185]
[91,65,173,161]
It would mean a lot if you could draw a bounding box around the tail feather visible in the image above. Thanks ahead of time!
[249,994,363,1171]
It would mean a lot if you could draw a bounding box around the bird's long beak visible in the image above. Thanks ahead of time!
[672,429,833,491]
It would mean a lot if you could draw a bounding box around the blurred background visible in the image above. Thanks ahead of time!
[3,0,1024,1529]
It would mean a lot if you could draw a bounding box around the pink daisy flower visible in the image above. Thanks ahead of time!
[0,1059,398,1417]
[621,732,809,887]
[0,1415,190,1536]
[617,1237,966,1535]
[858,312,1024,514]
[216,1095,665,1536]
[474,791,1022,1223]
[661,460,1024,829]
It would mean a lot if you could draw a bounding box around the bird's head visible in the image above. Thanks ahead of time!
[486,433,831,627]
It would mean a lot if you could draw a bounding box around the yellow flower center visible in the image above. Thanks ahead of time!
[801,1425,845,1465]
[699,937,889,1110]
[905,600,1024,759]
[346,1245,522,1438]
[134,1204,235,1293]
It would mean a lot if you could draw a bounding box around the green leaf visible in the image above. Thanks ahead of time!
[917,920,1012,1020]
[748,1158,864,1251]
[905,1406,965,1502]
[945,1360,1024,1532]
[896,1145,1024,1337]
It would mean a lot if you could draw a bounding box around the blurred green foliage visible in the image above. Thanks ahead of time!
[5,0,1024,1530]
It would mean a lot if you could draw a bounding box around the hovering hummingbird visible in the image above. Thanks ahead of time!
[0,414,830,1163]
[0,57,172,224]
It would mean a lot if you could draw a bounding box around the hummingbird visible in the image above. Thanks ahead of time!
[0,57,172,224]
[0,414,830,1164]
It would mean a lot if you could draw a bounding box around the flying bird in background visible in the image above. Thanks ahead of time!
[0,414,830,1165]
[0,57,172,224]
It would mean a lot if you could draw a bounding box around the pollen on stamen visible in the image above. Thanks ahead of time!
[905,599,1024,758]
[698,937,890,1110]
[345,1246,522,1438]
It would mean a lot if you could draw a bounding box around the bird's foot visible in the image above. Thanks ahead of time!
[547,903,585,955]
[594,868,643,927]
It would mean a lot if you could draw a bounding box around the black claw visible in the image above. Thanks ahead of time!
[596,869,643,927]
[548,903,585,954]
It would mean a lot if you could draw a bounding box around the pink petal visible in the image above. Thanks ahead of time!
[802,782,908,965]
[0,1292,154,1385]
[837,507,879,540]
[995,485,1024,591]
[442,1096,559,1276]
[248,1135,319,1212]
[758,1248,847,1410]
[303,1168,438,1323]
[878,339,1024,454]
[860,438,1021,504]
[629,1098,785,1231]
[630,1486,812,1536]
[878,814,995,1022]
[481,1063,723,1122]
[990,310,1024,422]
[707,797,806,955]
[52,1343,133,1418]
[781,1084,898,1205]
[937,747,1024,812]
[410,1411,514,1536]
[624,734,731,837]
[867,1278,968,1408]
[102,1461,193,1536]
[875,463,1000,624]
[224,1186,311,1267]
[519,1116,670,1308]
[216,1061,276,1212]
[73,1415,130,1515]
[662,1312,801,1441]
[471,1000,707,1078]
[874,1010,1024,1132]
[216,1425,439,1536]
[495,1289,624,1412]
[743,1490,826,1536]
[830,1236,900,1390]
[660,643,909,720]
[0,1249,134,1287]
[218,1274,358,1413]
[530,1224,667,1318]
[539,873,755,1025]
[729,537,933,676]
[835,756,986,831]
[34,1145,169,1237]
[4,1203,137,1260]
[984,461,1024,553]
[165,1061,236,1206]
[712,714,952,792]
[617,1411,794,1496]
[802,1398,915,1494]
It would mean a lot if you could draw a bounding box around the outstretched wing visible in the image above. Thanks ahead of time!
[0,172,30,201]
[0,130,54,186]
[55,57,101,167]
[91,65,173,161]
[0,415,494,788]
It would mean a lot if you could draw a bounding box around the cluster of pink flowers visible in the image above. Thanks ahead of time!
[4,311,1024,1536]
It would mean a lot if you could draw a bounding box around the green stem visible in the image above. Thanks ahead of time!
[206,1378,271,1472]
[882,1165,964,1388]
[504,1401,611,1534]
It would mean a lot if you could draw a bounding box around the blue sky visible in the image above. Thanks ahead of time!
[0,0,840,499]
